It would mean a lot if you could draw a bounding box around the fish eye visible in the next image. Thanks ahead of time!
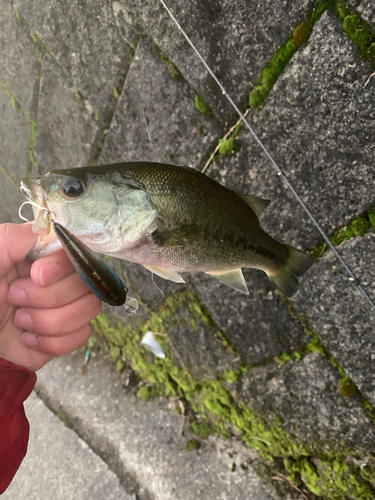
[62,178,84,197]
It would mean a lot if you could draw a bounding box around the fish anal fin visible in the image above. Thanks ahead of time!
[236,193,270,219]
[208,268,249,295]
[143,264,185,283]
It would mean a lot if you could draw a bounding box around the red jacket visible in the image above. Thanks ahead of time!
[0,358,36,494]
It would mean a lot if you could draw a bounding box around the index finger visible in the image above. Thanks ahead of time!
[0,223,38,277]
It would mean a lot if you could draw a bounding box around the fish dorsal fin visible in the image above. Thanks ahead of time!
[143,264,185,283]
[236,193,270,219]
[208,269,249,295]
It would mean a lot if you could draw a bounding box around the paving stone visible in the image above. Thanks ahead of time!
[347,0,375,29]
[293,231,375,405]
[2,392,134,500]
[121,0,314,122]
[161,293,239,379]
[207,11,375,251]
[356,1,375,28]
[33,353,279,500]
[0,88,32,223]
[187,270,310,365]
[34,54,100,173]
[0,0,40,117]
[100,37,222,167]
[13,0,141,121]
[239,353,375,453]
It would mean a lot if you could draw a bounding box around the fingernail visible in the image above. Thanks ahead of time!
[22,333,38,348]
[8,286,27,304]
[15,310,33,329]
[39,262,60,286]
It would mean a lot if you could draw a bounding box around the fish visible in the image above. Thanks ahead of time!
[51,219,128,306]
[20,161,313,297]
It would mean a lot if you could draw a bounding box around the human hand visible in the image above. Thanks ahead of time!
[0,223,102,372]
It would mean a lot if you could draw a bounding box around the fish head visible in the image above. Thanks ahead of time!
[21,168,157,258]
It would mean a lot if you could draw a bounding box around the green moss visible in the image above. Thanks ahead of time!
[74,90,84,101]
[191,421,213,438]
[342,14,374,54]
[249,40,297,109]
[154,45,184,81]
[218,122,243,156]
[185,439,201,451]
[292,21,313,47]
[138,386,152,402]
[218,135,236,155]
[335,1,375,59]
[249,1,337,109]
[339,376,357,397]
[194,94,214,117]
[310,211,374,260]
[113,87,121,100]
[0,163,19,191]
[224,369,243,384]
[128,38,140,63]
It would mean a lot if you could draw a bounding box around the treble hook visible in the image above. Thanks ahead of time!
[18,200,56,223]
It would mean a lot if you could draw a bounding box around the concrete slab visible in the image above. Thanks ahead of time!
[34,55,100,173]
[2,392,135,500]
[0,0,40,117]
[13,0,141,122]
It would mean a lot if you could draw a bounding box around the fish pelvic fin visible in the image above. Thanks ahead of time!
[267,246,313,297]
[143,264,185,283]
[208,268,249,295]
[236,193,270,219]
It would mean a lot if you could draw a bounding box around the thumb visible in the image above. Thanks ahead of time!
[0,223,38,277]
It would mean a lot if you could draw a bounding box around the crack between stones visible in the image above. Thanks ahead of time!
[87,35,144,166]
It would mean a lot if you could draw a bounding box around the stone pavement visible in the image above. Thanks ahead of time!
[1,0,375,498]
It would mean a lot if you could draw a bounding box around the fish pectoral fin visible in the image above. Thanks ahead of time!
[208,269,249,295]
[143,264,185,283]
[236,193,270,219]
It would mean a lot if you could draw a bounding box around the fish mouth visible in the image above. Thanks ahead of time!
[20,177,52,235]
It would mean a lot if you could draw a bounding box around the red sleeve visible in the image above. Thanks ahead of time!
[0,358,36,494]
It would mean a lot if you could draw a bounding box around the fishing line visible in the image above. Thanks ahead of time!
[142,273,165,315]
[158,0,375,314]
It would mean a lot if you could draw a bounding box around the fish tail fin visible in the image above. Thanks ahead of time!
[267,246,313,297]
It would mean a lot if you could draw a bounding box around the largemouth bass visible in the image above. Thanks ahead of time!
[20,162,313,296]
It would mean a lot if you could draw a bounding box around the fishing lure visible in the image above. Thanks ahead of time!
[51,219,128,307]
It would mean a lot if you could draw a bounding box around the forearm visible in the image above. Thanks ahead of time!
[0,358,36,494]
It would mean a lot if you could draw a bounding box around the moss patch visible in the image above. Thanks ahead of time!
[339,376,357,397]
[218,122,243,155]
[194,94,214,118]
[154,45,184,81]
[185,439,201,451]
[138,386,152,402]
[249,2,329,109]
[310,211,374,260]
[335,1,375,61]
